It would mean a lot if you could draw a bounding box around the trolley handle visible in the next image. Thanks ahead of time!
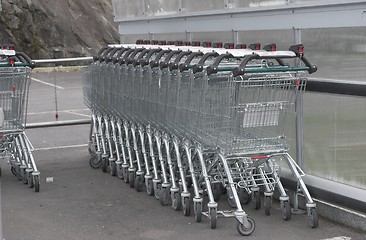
[98,47,115,62]
[150,49,172,68]
[192,52,219,73]
[263,43,285,66]
[140,48,162,67]
[159,50,182,69]
[232,53,259,77]
[248,43,261,50]
[112,48,129,64]
[93,46,110,61]
[105,48,121,63]
[289,44,317,74]
[206,53,234,75]
[232,47,318,77]
[133,48,151,66]
[169,51,192,70]
[15,52,36,69]
[127,48,145,65]
[300,56,317,74]
[118,48,135,64]
[179,52,204,72]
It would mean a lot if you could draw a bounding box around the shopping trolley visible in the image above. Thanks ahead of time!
[83,42,318,236]
[0,48,39,192]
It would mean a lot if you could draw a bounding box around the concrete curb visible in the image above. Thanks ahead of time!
[292,192,366,232]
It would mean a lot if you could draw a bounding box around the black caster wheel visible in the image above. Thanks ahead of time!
[110,160,117,176]
[182,197,191,216]
[129,171,136,188]
[101,156,108,172]
[237,217,255,236]
[159,187,170,206]
[146,178,154,196]
[252,191,261,210]
[34,175,40,192]
[172,191,182,210]
[194,201,202,223]
[264,195,272,216]
[209,207,217,229]
[134,175,143,192]
[307,207,319,228]
[281,200,292,221]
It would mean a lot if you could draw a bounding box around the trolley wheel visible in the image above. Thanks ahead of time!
[194,201,202,223]
[88,141,96,156]
[101,156,108,172]
[153,181,161,200]
[28,172,34,188]
[221,184,227,194]
[159,187,170,206]
[307,208,319,228]
[264,195,272,216]
[13,166,22,181]
[182,197,191,216]
[236,217,255,236]
[89,155,101,169]
[22,169,28,184]
[172,191,182,211]
[34,175,40,192]
[252,191,261,210]
[228,195,237,208]
[116,164,124,179]
[129,171,136,188]
[10,166,17,177]
[281,200,292,221]
[110,160,117,176]
[209,207,217,229]
[146,178,154,196]
[123,167,129,183]
[238,188,251,205]
[212,183,221,201]
[134,175,143,192]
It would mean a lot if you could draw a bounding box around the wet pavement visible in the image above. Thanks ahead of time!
[1,70,365,240]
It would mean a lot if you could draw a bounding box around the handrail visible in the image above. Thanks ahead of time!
[307,77,366,97]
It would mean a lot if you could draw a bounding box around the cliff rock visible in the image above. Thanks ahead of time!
[0,0,119,59]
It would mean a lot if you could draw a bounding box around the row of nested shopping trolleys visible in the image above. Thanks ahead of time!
[83,41,319,236]
[0,45,39,192]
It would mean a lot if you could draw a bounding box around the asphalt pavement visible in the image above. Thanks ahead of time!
[1,69,365,240]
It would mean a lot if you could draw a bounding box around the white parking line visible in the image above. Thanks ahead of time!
[68,111,91,117]
[31,77,64,89]
[322,237,351,240]
[34,144,88,151]
[27,109,90,115]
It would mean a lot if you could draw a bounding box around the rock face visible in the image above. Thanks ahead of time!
[0,0,119,59]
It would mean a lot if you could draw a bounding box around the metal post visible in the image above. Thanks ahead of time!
[140,0,145,16]
[224,0,230,9]
[178,0,183,12]
[185,31,192,42]
[293,28,304,168]
[232,30,239,45]
[293,28,305,213]
[148,32,154,41]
